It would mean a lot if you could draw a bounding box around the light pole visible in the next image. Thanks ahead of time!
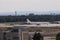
[15,11,17,16]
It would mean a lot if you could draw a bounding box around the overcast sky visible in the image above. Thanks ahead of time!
[0,0,60,12]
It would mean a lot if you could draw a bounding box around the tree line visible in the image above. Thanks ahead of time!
[0,15,60,22]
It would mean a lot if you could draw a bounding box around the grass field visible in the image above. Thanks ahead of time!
[0,22,22,25]
[0,22,23,27]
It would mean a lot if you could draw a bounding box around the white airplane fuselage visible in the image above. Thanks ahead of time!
[26,19,50,25]
[26,22,50,25]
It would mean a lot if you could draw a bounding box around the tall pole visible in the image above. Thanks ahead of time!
[15,11,17,16]
[15,11,17,22]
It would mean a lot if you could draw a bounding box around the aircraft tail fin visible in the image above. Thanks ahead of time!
[27,19,31,22]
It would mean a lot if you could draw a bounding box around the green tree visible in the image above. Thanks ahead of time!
[56,33,60,40]
[32,32,43,40]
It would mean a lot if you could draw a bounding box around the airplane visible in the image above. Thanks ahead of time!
[26,19,50,25]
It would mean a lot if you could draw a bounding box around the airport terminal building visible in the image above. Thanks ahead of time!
[0,24,60,40]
